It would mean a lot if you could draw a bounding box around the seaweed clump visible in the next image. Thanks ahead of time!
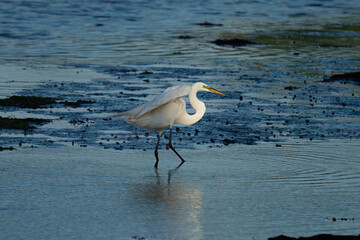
[196,21,223,27]
[324,71,360,84]
[0,146,15,151]
[0,117,51,130]
[213,38,257,47]
[0,96,56,109]
[269,234,360,240]
[0,96,95,108]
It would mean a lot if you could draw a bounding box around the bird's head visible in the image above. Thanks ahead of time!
[194,82,225,95]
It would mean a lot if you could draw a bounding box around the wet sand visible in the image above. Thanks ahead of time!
[1,62,359,151]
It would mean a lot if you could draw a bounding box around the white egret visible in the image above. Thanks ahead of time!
[111,82,225,168]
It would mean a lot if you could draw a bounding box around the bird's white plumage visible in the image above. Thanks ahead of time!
[135,84,191,118]
[110,82,225,168]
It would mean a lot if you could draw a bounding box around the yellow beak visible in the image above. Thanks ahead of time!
[209,88,225,96]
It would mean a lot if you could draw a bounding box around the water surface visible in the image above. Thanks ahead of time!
[1,141,360,240]
[1,0,359,65]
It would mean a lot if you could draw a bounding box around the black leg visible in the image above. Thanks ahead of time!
[167,127,185,165]
[154,134,161,168]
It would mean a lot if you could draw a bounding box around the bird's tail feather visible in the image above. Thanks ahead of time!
[109,105,143,118]
[109,111,131,118]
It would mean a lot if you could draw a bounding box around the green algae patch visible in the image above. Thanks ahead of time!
[253,31,359,49]
[336,24,360,32]
[0,117,51,130]
[0,96,56,109]
[251,23,360,51]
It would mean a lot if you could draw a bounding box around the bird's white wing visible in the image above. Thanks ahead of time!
[135,84,191,118]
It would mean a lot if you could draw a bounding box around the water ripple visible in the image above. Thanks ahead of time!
[260,141,360,186]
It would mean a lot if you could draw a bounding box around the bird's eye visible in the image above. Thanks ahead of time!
[203,85,211,89]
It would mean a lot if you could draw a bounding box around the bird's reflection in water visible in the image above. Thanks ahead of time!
[131,163,203,238]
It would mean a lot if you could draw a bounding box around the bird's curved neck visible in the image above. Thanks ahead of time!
[176,89,206,125]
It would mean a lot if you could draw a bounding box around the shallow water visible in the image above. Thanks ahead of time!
[1,140,360,240]
[1,1,360,239]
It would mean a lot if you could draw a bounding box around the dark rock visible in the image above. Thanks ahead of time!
[0,117,51,130]
[223,138,236,145]
[324,72,360,83]
[0,146,15,151]
[269,234,360,240]
[213,38,257,47]
[140,71,153,74]
[177,35,194,39]
[195,21,223,27]
[0,95,56,108]
[285,86,298,91]
[317,43,353,48]
[269,235,295,240]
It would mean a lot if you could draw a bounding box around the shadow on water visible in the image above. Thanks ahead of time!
[130,163,203,239]
[133,164,184,203]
